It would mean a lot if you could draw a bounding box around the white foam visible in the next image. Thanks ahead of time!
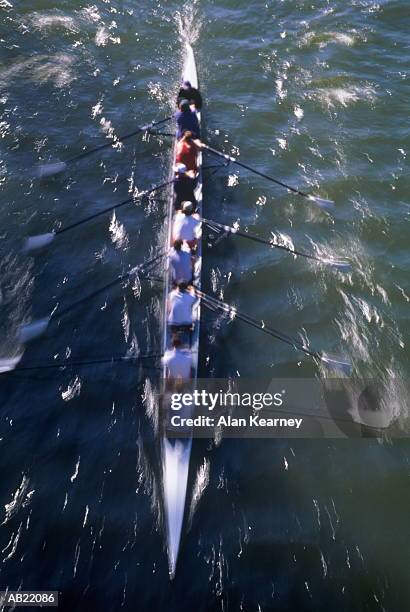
[61,376,82,401]
[109,210,129,250]
[316,85,376,109]
[29,13,78,33]
[91,99,103,118]
[95,26,120,47]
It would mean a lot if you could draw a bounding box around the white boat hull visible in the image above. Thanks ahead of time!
[161,42,202,578]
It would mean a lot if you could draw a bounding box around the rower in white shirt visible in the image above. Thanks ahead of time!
[169,239,193,285]
[162,336,193,381]
[172,201,201,251]
[167,282,197,332]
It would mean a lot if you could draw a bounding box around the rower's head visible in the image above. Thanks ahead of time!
[175,162,187,176]
[179,99,190,112]
[182,130,193,142]
[177,281,188,292]
[173,239,183,251]
[182,80,191,90]
[181,201,194,215]
[172,336,182,349]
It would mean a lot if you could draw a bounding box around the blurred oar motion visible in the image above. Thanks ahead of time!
[17,251,166,345]
[202,218,351,270]
[195,288,352,376]
[0,352,161,376]
[201,142,335,209]
[23,180,173,253]
[35,115,173,178]
[19,68,351,383]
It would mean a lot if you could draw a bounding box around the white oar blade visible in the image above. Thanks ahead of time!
[18,317,50,344]
[309,196,335,209]
[36,162,67,178]
[321,352,352,376]
[23,233,55,253]
[0,355,22,374]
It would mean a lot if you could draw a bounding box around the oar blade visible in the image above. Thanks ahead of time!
[0,355,23,374]
[36,162,67,178]
[18,317,50,344]
[23,233,55,253]
[309,195,335,209]
[320,352,352,376]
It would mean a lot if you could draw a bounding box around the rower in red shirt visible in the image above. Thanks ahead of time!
[175,130,200,175]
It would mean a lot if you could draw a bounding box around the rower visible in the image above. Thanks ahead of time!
[169,239,193,285]
[167,282,197,334]
[162,336,193,382]
[175,130,199,175]
[174,163,197,210]
[175,99,200,140]
[172,201,201,251]
[177,80,203,110]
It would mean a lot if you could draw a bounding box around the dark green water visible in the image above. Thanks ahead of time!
[0,1,409,610]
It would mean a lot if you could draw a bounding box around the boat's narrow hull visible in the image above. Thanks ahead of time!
[161,42,202,578]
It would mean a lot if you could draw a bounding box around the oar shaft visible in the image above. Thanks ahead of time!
[57,250,166,319]
[65,116,172,164]
[203,218,319,262]
[56,179,172,236]
[8,353,162,373]
[196,288,320,360]
[56,197,131,235]
[202,144,310,198]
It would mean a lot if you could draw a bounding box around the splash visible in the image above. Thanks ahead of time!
[270,231,296,254]
[122,298,130,342]
[300,31,357,48]
[80,5,101,24]
[147,80,169,105]
[142,377,158,431]
[313,85,376,109]
[109,210,129,250]
[27,11,79,34]
[227,174,239,187]
[61,376,82,401]
[174,1,201,45]
[2,523,22,562]
[95,25,120,47]
[188,458,210,527]
[70,457,80,482]
[91,98,103,118]
[2,475,35,525]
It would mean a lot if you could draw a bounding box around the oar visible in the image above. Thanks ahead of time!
[1,352,162,376]
[24,179,173,252]
[201,143,334,209]
[17,252,166,344]
[196,289,352,375]
[202,218,350,270]
[36,116,173,178]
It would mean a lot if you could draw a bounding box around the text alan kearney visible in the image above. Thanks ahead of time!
[170,414,303,429]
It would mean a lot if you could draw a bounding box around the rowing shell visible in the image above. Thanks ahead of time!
[161,43,202,578]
